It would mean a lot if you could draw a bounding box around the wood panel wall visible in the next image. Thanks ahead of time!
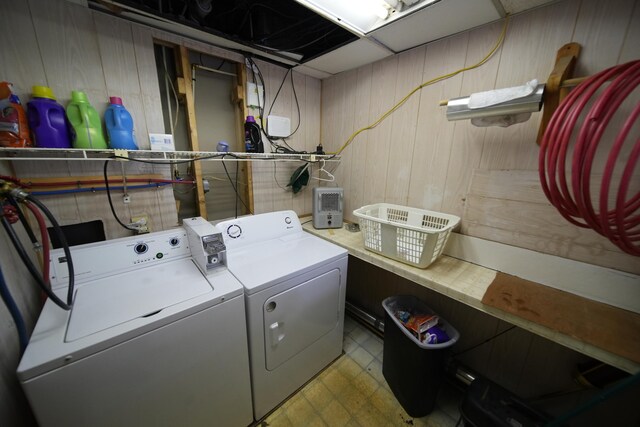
[248,59,323,216]
[320,0,640,274]
[0,0,178,242]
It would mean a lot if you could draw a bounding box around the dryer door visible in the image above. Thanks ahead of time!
[263,269,341,371]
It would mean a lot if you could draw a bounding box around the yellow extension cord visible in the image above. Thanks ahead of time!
[332,15,510,156]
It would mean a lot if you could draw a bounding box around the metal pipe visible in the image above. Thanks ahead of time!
[345,301,385,333]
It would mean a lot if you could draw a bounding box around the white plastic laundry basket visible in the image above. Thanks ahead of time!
[353,203,460,268]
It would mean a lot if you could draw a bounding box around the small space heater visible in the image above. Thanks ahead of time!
[312,187,344,229]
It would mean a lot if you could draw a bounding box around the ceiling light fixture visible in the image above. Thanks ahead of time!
[295,0,440,35]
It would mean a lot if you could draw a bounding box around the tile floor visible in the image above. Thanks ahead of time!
[259,314,464,427]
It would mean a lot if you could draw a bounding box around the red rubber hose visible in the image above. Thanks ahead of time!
[539,59,640,256]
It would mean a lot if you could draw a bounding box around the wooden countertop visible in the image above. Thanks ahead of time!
[303,223,640,374]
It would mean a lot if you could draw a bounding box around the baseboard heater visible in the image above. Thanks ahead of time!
[345,301,385,334]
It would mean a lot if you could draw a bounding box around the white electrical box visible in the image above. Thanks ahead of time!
[246,82,264,108]
[267,115,291,138]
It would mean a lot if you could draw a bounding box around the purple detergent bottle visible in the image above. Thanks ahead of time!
[26,86,71,148]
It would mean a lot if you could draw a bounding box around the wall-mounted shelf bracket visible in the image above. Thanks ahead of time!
[536,42,582,145]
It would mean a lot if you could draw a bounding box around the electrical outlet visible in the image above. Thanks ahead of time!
[131,215,151,234]
[123,194,131,204]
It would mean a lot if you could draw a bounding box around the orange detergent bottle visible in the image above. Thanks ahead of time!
[0,82,32,148]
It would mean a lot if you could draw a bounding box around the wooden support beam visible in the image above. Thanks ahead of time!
[235,62,255,214]
[176,44,208,218]
[537,43,581,145]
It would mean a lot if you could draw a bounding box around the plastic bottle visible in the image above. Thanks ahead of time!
[244,115,263,153]
[0,82,32,148]
[104,96,137,150]
[66,90,107,149]
[27,86,72,149]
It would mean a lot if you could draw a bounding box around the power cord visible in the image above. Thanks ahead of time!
[333,14,510,155]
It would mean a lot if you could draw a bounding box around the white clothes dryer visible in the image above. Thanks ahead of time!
[216,211,348,420]
[17,226,253,427]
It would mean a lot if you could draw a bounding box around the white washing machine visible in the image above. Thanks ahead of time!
[17,223,253,427]
[216,211,348,419]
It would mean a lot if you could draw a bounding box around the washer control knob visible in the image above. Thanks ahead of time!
[285,217,292,224]
[227,224,242,239]
[169,237,180,247]
[134,243,148,254]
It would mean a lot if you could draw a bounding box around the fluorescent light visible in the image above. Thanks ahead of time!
[295,0,439,35]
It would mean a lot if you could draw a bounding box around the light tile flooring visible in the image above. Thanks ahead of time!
[259,314,463,427]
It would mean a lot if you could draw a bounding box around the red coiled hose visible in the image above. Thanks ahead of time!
[539,60,640,256]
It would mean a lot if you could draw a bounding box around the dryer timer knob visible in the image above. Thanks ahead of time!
[227,224,242,239]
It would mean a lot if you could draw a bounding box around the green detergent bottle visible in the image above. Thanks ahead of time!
[66,91,107,149]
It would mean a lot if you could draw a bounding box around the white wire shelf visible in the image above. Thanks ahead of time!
[0,147,339,162]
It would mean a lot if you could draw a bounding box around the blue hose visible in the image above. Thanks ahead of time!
[30,182,170,196]
[0,264,29,354]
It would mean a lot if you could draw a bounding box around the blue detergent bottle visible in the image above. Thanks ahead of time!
[104,96,137,150]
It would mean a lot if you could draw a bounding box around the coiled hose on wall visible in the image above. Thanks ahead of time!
[539,60,640,256]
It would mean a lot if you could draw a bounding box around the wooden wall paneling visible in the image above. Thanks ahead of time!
[156,185,180,229]
[333,70,358,217]
[251,161,275,214]
[479,0,580,171]
[304,75,322,153]
[406,35,468,211]
[291,71,308,215]
[303,75,322,215]
[329,71,348,188]
[363,56,399,206]
[249,61,285,214]
[618,0,640,63]
[93,13,150,149]
[314,72,339,214]
[14,159,83,226]
[383,47,425,206]
[93,13,141,96]
[130,24,166,143]
[463,170,640,274]
[571,0,637,77]
[267,63,294,212]
[342,65,374,222]
[0,0,47,99]
[440,21,505,218]
[29,0,107,107]
[289,70,311,216]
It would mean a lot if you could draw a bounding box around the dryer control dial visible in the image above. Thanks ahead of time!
[134,243,148,254]
[227,224,242,239]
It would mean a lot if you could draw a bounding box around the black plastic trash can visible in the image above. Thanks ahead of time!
[382,295,460,417]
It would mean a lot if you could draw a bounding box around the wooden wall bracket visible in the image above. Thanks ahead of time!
[536,42,582,145]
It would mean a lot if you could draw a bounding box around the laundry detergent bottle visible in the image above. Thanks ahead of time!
[27,85,72,148]
[66,90,107,149]
[0,82,32,148]
[104,96,137,150]
[244,115,263,153]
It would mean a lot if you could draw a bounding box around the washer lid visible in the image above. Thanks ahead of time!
[66,258,212,341]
